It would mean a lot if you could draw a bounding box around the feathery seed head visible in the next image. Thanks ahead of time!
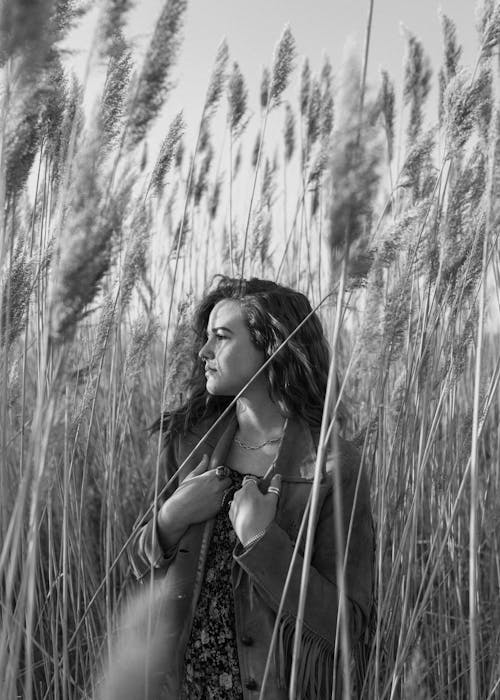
[198,119,210,153]
[379,69,395,161]
[120,202,151,311]
[52,73,84,186]
[40,51,67,159]
[260,66,270,110]
[204,39,229,117]
[328,46,382,252]
[270,25,296,108]
[171,211,189,257]
[399,128,436,195]
[444,68,492,153]
[251,130,261,169]
[193,142,213,206]
[0,249,33,349]
[4,87,44,200]
[124,315,158,386]
[228,61,248,135]
[261,157,276,209]
[300,58,311,117]
[307,78,321,147]
[125,0,187,149]
[250,209,272,270]
[479,2,500,57]
[403,29,432,142]
[50,150,133,342]
[438,67,446,127]
[439,12,462,82]
[0,0,56,70]
[175,137,185,169]
[283,102,295,163]
[234,144,242,177]
[208,177,222,220]
[100,37,132,154]
[97,0,133,60]
[320,92,334,141]
[320,56,334,137]
[151,111,185,196]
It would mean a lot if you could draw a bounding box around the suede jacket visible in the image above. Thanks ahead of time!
[128,411,374,699]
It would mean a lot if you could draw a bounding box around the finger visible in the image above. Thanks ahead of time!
[241,476,259,492]
[266,473,282,500]
[189,454,209,477]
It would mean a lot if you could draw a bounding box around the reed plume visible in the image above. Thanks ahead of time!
[328,49,381,253]
[150,111,185,196]
[307,78,321,149]
[124,315,159,386]
[208,176,222,220]
[126,0,187,148]
[204,39,229,117]
[443,68,492,153]
[0,247,33,349]
[4,73,56,199]
[300,57,311,117]
[228,61,248,136]
[251,130,260,168]
[120,201,151,311]
[320,55,334,139]
[403,29,432,144]
[260,66,270,110]
[98,0,133,59]
[100,35,132,155]
[439,12,462,82]
[270,25,296,107]
[50,152,133,341]
[378,69,395,162]
[0,0,55,69]
[283,102,295,163]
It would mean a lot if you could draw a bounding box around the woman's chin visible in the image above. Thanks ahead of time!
[205,378,234,397]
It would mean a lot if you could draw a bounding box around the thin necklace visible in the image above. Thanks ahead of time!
[234,434,283,450]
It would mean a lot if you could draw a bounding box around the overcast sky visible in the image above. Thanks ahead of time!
[72,0,480,143]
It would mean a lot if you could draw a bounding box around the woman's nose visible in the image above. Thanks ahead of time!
[198,338,213,360]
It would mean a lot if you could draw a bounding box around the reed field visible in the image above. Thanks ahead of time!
[1,0,500,698]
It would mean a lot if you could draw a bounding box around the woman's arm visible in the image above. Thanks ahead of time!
[127,437,182,581]
[233,446,374,645]
[128,439,233,582]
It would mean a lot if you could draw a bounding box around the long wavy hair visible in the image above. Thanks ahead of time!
[155,276,335,440]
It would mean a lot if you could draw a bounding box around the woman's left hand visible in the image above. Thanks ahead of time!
[229,474,282,547]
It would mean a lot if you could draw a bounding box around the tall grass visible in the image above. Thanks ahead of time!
[0,1,500,698]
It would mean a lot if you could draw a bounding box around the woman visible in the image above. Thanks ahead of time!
[128,277,374,699]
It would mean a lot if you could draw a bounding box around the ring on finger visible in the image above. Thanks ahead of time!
[267,486,281,497]
[215,465,230,480]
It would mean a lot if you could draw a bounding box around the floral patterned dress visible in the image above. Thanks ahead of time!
[181,469,246,699]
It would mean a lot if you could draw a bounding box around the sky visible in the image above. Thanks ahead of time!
[72,0,481,144]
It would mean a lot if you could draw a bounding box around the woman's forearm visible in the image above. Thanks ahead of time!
[157,500,189,551]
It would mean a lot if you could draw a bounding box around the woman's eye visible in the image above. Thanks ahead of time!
[215,334,227,340]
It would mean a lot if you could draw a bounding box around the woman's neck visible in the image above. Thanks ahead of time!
[235,384,285,441]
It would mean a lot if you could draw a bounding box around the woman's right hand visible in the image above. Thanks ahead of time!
[156,455,232,550]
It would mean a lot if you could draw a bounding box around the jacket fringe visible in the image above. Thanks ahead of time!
[275,614,336,700]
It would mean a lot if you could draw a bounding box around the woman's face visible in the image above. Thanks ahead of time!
[198,299,266,396]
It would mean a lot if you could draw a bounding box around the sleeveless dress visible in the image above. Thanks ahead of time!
[180,469,246,699]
